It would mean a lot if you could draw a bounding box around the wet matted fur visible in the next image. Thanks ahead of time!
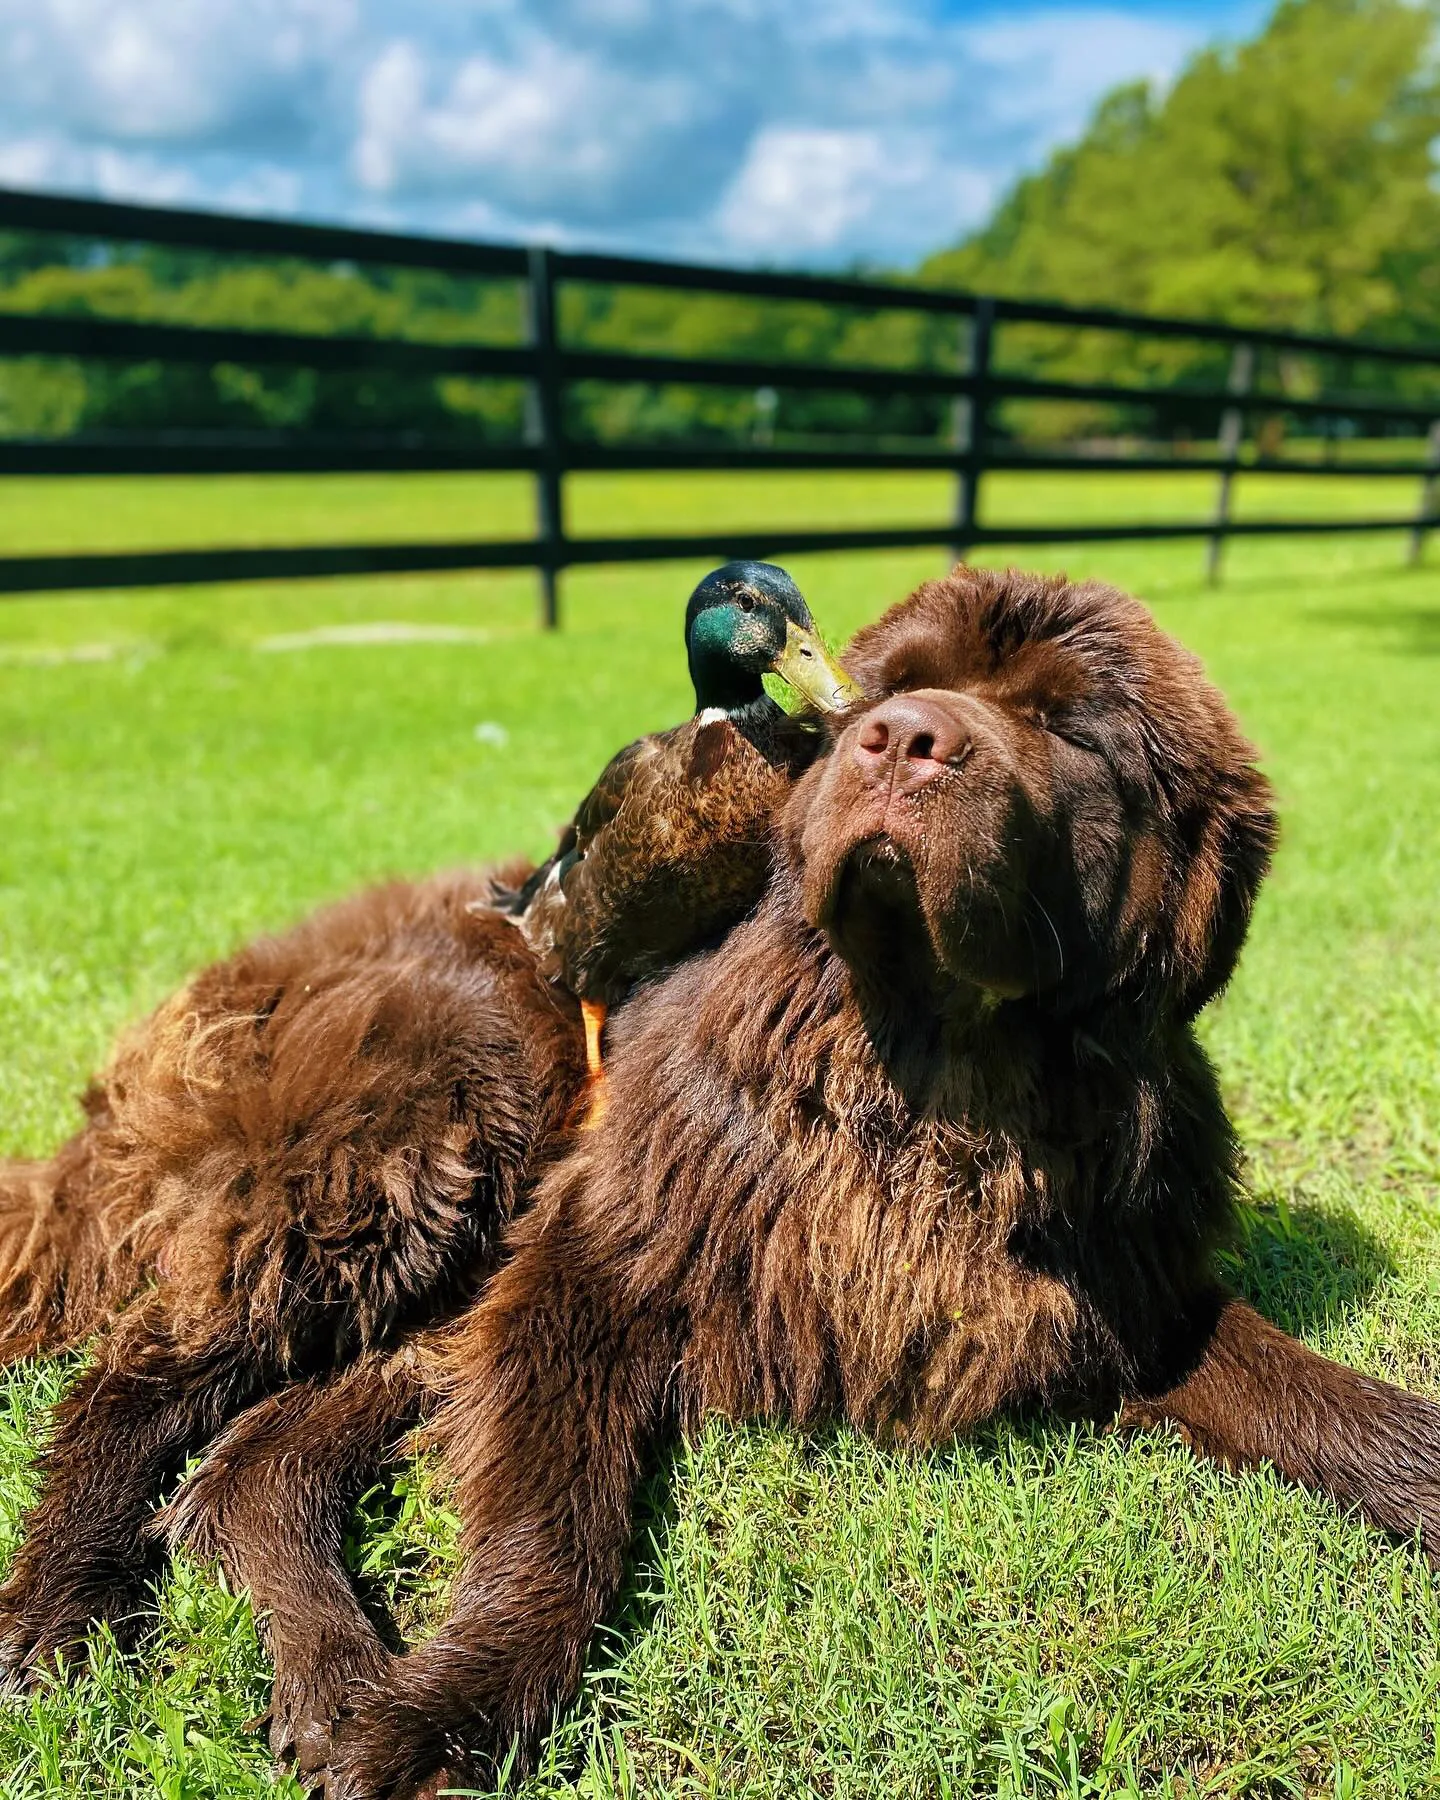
[288,569,1440,1800]
[0,868,587,1688]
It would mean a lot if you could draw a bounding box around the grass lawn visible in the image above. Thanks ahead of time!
[0,470,1438,1797]
[0,461,1427,555]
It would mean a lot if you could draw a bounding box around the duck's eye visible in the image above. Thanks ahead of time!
[738,592,755,613]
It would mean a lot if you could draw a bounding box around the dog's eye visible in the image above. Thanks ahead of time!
[1054,723,1103,756]
[1025,705,1099,756]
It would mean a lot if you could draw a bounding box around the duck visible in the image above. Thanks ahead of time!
[507,561,861,1101]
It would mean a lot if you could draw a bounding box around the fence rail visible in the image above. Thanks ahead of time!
[2,186,1440,622]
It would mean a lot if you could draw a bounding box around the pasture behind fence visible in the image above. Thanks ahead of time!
[2,187,1440,625]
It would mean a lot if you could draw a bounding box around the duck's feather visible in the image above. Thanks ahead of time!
[572,735,661,846]
[505,735,651,920]
[517,700,821,1005]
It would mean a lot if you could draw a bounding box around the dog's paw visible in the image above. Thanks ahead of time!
[317,1689,492,1800]
[0,1603,42,1696]
[0,1557,147,1696]
[0,1578,72,1690]
[310,1759,456,1800]
[264,1639,394,1779]
[316,1741,450,1800]
[0,1595,84,1695]
[261,1669,340,1776]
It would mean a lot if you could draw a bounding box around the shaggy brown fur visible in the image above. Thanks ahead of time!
[293,569,1440,1800]
[0,1098,151,1367]
[0,869,587,1681]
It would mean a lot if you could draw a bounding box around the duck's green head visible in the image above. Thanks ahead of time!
[684,561,860,716]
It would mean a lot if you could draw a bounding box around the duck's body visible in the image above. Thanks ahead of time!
[515,693,821,1005]
[506,563,859,1075]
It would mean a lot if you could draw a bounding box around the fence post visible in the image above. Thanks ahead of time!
[1407,418,1440,565]
[1205,340,1255,585]
[526,245,564,629]
[953,296,995,563]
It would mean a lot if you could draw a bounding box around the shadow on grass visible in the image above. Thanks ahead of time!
[1229,1198,1394,1340]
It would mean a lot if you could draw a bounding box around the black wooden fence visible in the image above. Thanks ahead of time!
[3,186,1440,627]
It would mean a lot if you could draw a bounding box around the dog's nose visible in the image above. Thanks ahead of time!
[853,694,971,792]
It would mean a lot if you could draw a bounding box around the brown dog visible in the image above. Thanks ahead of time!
[298,568,1440,1798]
[6,568,1438,1799]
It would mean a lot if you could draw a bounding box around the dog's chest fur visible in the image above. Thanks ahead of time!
[602,908,1083,1446]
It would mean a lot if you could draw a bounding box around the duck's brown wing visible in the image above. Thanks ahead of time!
[571,734,657,848]
[509,733,658,957]
[551,712,794,1004]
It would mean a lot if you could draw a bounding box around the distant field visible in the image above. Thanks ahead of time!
[1,483,1439,1796]
[0,460,1431,556]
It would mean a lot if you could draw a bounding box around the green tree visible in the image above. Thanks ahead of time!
[923,0,1440,344]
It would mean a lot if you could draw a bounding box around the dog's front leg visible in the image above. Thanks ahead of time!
[158,1345,430,1777]
[0,1295,274,1679]
[1121,1293,1440,1554]
[322,1185,678,1800]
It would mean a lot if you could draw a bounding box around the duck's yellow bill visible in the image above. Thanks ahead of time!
[772,619,863,714]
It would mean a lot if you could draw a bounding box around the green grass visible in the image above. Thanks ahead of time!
[0,462,1426,553]
[1,471,1438,1797]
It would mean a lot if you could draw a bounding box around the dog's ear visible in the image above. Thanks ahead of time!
[1166,766,1277,1019]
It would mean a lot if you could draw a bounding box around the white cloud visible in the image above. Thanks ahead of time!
[718,130,895,256]
[351,39,424,195]
[216,163,306,216]
[351,25,732,226]
[0,1,357,145]
[0,136,79,191]
[353,32,699,213]
[0,0,1254,265]
[715,127,995,260]
[0,134,200,203]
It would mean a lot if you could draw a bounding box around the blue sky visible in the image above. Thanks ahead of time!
[0,0,1265,265]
